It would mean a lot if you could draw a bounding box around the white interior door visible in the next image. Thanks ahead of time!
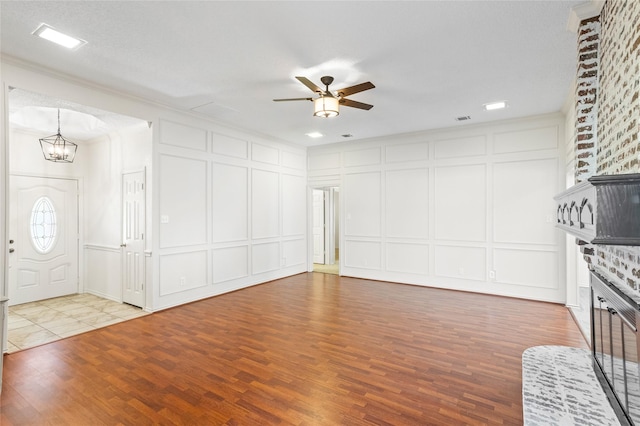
[312,189,325,264]
[122,171,145,308]
[8,176,79,306]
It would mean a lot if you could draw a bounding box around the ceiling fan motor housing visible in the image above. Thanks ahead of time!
[320,76,334,88]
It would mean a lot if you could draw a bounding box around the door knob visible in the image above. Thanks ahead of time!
[9,240,14,244]
[120,243,127,247]
[9,248,14,253]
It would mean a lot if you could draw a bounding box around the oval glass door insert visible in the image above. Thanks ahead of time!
[30,196,57,253]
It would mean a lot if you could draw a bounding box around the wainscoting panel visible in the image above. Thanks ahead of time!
[282,174,306,237]
[344,147,381,168]
[386,242,429,275]
[252,143,279,166]
[252,169,279,239]
[252,242,280,274]
[282,239,306,267]
[385,142,429,164]
[159,154,208,248]
[434,245,486,281]
[159,120,207,152]
[211,133,248,159]
[84,245,121,301]
[212,246,249,284]
[493,125,558,154]
[212,163,248,243]
[344,172,381,237]
[159,251,208,296]
[282,150,306,171]
[434,135,486,159]
[434,164,486,242]
[344,241,382,270]
[308,152,341,171]
[493,248,558,289]
[385,169,429,239]
[493,158,558,245]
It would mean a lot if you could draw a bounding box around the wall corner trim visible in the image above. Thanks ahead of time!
[567,0,605,33]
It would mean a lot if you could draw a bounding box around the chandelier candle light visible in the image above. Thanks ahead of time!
[39,109,78,163]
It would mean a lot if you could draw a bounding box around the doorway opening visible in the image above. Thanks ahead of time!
[5,87,151,352]
[312,187,339,275]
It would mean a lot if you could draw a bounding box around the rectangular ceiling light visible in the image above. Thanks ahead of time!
[483,101,507,111]
[32,24,86,49]
[305,132,323,138]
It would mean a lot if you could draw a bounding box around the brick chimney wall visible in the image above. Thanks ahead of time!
[591,0,640,292]
[575,16,600,183]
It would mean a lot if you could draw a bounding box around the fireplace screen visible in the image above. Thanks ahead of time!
[592,271,640,424]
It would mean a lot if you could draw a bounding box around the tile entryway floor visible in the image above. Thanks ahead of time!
[7,293,149,353]
[313,263,339,275]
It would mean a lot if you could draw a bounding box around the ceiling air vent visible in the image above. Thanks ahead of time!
[455,116,471,121]
[342,134,353,138]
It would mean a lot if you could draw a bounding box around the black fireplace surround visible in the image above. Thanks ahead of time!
[555,173,640,426]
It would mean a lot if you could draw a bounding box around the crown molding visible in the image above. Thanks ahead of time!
[567,0,605,33]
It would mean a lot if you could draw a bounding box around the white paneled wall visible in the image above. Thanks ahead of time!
[154,120,306,310]
[308,114,566,302]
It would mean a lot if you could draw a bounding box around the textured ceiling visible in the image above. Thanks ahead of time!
[1,1,582,147]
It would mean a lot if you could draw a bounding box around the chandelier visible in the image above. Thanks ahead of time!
[39,109,78,163]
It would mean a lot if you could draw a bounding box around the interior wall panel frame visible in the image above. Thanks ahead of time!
[159,250,208,296]
[158,153,209,249]
[343,171,381,238]
[212,245,249,284]
[159,120,208,152]
[211,132,248,159]
[251,168,280,240]
[212,162,249,243]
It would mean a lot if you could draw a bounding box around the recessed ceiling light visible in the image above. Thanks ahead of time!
[32,24,86,49]
[305,132,323,138]
[483,101,507,111]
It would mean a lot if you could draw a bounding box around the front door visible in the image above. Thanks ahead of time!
[122,171,145,308]
[8,176,79,306]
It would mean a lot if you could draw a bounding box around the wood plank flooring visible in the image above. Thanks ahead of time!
[0,273,587,425]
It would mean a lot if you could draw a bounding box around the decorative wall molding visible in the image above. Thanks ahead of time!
[567,0,605,33]
[84,244,121,253]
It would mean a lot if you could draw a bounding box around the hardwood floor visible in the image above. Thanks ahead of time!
[1,273,587,425]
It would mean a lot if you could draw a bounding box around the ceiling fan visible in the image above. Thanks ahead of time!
[273,76,375,118]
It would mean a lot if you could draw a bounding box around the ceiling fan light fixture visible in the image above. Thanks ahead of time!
[313,96,339,118]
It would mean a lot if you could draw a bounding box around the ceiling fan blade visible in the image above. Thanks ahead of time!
[336,81,375,97]
[273,97,313,102]
[340,98,374,110]
[296,76,323,94]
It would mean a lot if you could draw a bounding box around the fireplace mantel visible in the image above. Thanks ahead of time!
[554,173,640,245]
